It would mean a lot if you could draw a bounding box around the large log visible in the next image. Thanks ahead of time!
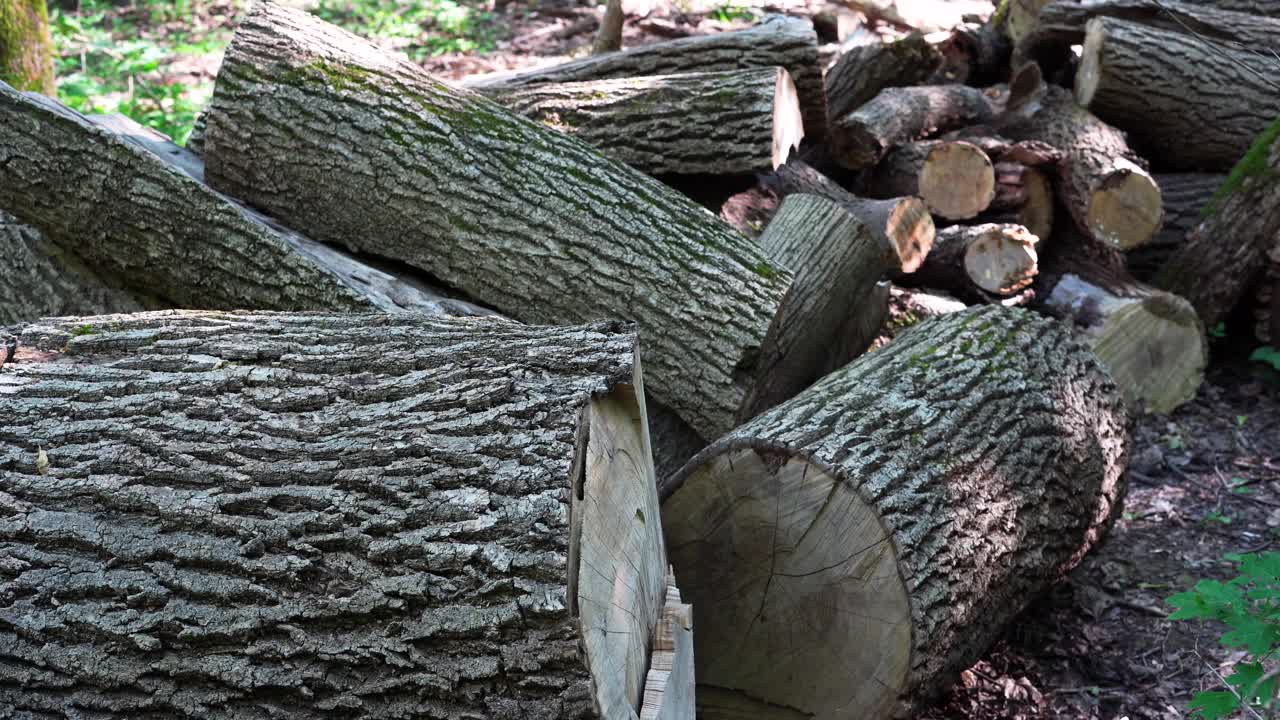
[660,306,1130,720]
[997,65,1161,250]
[905,222,1039,301]
[465,15,828,140]
[1075,17,1280,172]
[0,311,689,720]
[1029,0,1280,52]
[1155,118,1280,327]
[1126,173,1225,282]
[0,83,484,316]
[822,32,942,122]
[831,84,995,169]
[866,140,996,220]
[488,68,805,176]
[201,3,808,439]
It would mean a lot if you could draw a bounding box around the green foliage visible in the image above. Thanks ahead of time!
[1168,553,1280,719]
[313,0,504,58]
[1209,322,1227,339]
[1201,510,1233,527]
[1204,116,1280,217]
[1252,346,1280,372]
[708,2,756,22]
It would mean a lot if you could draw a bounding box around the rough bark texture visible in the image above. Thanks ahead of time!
[1126,173,1224,282]
[488,68,804,176]
[646,399,708,490]
[997,73,1161,250]
[0,82,454,315]
[201,3,800,440]
[0,0,54,95]
[1155,118,1280,327]
[867,140,996,220]
[661,306,1130,720]
[930,20,1011,86]
[870,283,967,348]
[1029,0,1280,56]
[0,211,148,324]
[831,84,995,169]
[465,15,828,141]
[0,311,679,720]
[1075,17,1280,172]
[905,222,1039,301]
[823,32,942,123]
[1256,246,1280,345]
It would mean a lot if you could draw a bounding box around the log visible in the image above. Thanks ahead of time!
[1256,246,1280,345]
[866,140,996,220]
[1126,173,1225,282]
[488,68,805,176]
[465,15,828,140]
[997,65,1161,250]
[929,21,1011,86]
[1039,225,1207,413]
[823,32,942,122]
[1029,0,1280,54]
[660,306,1130,720]
[201,3,812,439]
[0,211,147,324]
[983,162,1055,241]
[0,83,486,316]
[905,222,1039,300]
[592,0,623,53]
[869,283,967,348]
[1155,118,1280,328]
[831,84,995,169]
[0,311,690,720]
[1075,17,1280,172]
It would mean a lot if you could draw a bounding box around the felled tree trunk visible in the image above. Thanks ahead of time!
[661,306,1130,720]
[930,20,1011,86]
[997,67,1161,250]
[1040,225,1207,414]
[201,3,812,439]
[1028,0,1279,60]
[866,140,996,220]
[0,0,54,94]
[1156,119,1280,327]
[831,84,995,169]
[0,311,689,720]
[0,212,148,324]
[0,84,484,316]
[488,68,805,175]
[1126,173,1224,281]
[465,15,827,141]
[822,32,942,122]
[1075,17,1280,172]
[905,223,1039,301]
[870,283,967,348]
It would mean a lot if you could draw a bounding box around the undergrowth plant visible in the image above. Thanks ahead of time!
[1168,552,1280,719]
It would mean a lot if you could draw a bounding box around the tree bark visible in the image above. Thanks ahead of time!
[1126,173,1224,281]
[831,84,995,169]
[0,0,54,95]
[905,222,1039,300]
[1255,245,1280,345]
[0,311,688,720]
[981,162,1055,241]
[866,140,996,220]
[201,3,811,440]
[823,32,942,123]
[465,15,828,141]
[661,306,1130,720]
[997,68,1161,250]
[488,68,805,176]
[592,0,623,53]
[1155,118,1280,327]
[0,211,148,324]
[0,85,492,316]
[869,283,967,348]
[1075,17,1280,172]
[930,20,1011,86]
[1029,0,1279,53]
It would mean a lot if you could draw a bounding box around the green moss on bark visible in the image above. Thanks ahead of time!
[0,0,55,95]
[1203,116,1280,217]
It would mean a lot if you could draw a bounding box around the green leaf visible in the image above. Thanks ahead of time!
[1222,615,1280,655]
[1252,346,1280,371]
[1189,690,1239,719]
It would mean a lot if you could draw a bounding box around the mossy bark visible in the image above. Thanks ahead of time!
[0,0,55,95]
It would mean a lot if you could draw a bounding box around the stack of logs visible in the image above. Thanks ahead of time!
[0,0,1275,717]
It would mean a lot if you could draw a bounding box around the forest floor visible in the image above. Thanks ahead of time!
[57,0,1280,717]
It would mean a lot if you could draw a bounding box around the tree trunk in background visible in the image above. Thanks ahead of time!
[831,84,995,169]
[661,306,1130,720]
[465,15,828,141]
[488,68,804,176]
[0,312,689,720]
[0,0,54,95]
[592,0,623,53]
[1127,173,1224,282]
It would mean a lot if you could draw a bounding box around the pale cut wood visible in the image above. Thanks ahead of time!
[639,575,695,720]
[0,311,673,719]
[1075,17,1280,172]
[823,32,942,122]
[868,140,996,220]
[489,68,804,175]
[983,161,1055,242]
[465,15,828,140]
[831,84,995,169]
[201,3,803,439]
[907,223,1039,300]
[1127,173,1225,281]
[661,306,1130,720]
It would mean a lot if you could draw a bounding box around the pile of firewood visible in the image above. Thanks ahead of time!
[0,0,1276,717]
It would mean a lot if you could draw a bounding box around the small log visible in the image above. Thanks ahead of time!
[870,283,967,348]
[866,140,996,220]
[997,65,1161,250]
[0,312,688,719]
[823,32,942,122]
[489,68,805,176]
[906,222,1039,301]
[0,211,147,325]
[1155,118,1280,328]
[661,306,1130,720]
[982,162,1055,241]
[1075,17,1280,172]
[465,15,828,140]
[1126,173,1225,282]
[831,84,995,169]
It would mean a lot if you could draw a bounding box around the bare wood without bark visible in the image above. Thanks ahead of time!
[661,306,1130,720]
[831,84,995,169]
[906,222,1039,301]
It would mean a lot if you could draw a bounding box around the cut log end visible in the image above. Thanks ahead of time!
[664,448,909,720]
[919,141,996,220]
[965,224,1040,294]
[887,196,937,273]
[771,68,806,170]
[1073,17,1106,108]
[1086,158,1162,251]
